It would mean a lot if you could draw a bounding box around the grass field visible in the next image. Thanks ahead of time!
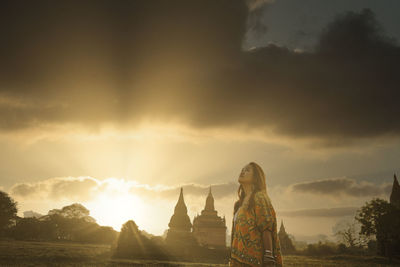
[0,240,399,267]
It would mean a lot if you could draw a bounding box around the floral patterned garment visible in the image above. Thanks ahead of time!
[229,190,283,267]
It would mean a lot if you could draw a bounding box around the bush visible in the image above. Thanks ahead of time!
[301,241,337,256]
[114,220,169,260]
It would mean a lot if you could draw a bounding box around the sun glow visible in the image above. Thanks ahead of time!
[85,178,146,232]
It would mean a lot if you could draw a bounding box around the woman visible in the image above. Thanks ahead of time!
[229,162,283,267]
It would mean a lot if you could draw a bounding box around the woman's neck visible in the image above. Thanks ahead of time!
[241,183,253,196]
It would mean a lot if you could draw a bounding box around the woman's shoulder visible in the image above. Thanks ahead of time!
[254,190,271,204]
[254,190,271,205]
[254,190,267,199]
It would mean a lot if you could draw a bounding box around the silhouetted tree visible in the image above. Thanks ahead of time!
[37,218,58,240]
[48,203,96,222]
[13,217,41,240]
[91,226,118,244]
[355,198,400,257]
[11,203,117,244]
[114,220,169,260]
[333,220,369,250]
[115,220,144,257]
[334,222,357,248]
[0,190,17,236]
[303,241,337,256]
[41,203,99,241]
[356,199,390,237]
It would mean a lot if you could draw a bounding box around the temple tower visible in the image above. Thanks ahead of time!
[165,187,196,247]
[390,174,400,208]
[278,220,296,253]
[192,186,227,248]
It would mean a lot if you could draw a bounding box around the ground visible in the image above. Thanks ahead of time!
[0,240,399,266]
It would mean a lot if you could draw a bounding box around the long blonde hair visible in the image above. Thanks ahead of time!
[233,162,267,215]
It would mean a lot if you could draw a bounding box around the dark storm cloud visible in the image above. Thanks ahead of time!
[1,2,399,144]
[280,207,358,217]
[291,177,392,197]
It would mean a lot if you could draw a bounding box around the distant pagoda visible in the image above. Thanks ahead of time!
[278,220,296,253]
[192,186,227,248]
[165,187,197,247]
[390,174,400,208]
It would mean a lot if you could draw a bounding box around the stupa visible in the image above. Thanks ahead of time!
[278,220,296,253]
[192,186,227,248]
[165,187,196,247]
[390,174,400,208]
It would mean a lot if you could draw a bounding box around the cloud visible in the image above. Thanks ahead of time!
[280,207,358,217]
[9,176,238,202]
[10,177,100,201]
[0,4,399,146]
[291,177,392,198]
[7,173,394,237]
[9,174,393,207]
[131,181,238,200]
[10,182,48,198]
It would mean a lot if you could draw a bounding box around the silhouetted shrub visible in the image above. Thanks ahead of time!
[303,241,337,256]
[114,220,169,260]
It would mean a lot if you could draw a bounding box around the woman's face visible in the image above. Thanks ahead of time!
[238,164,254,184]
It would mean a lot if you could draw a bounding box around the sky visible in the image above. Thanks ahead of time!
[1,0,399,242]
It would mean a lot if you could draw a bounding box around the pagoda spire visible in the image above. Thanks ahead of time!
[279,220,287,235]
[390,174,400,208]
[174,187,188,214]
[205,185,215,211]
[192,185,227,248]
[278,220,295,253]
[168,187,192,231]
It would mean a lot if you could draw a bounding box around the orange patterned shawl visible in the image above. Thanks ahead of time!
[229,190,283,267]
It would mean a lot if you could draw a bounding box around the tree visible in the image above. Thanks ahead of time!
[355,198,397,256]
[0,190,18,235]
[115,220,146,257]
[32,203,118,243]
[333,219,369,249]
[44,203,96,240]
[334,221,357,248]
[7,202,117,244]
[355,198,391,237]
[90,226,118,244]
[48,203,96,222]
[114,220,169,260]
[13,217,41,240]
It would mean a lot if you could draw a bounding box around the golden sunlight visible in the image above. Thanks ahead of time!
[85,179,146,231]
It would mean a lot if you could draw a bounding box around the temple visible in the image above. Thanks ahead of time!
[390,174,400,208]
[278,220,295,253]
[165,187,196,247]
[192,186,227,248]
